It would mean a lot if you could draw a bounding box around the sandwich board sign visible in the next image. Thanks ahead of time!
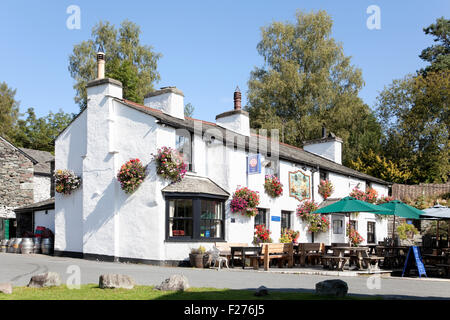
[402,246,427,278]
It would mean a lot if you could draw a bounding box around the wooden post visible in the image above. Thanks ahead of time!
[263,244,269,271]
[436,220,440,248]
[288,243,293,268]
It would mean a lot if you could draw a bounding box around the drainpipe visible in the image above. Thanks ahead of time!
[310,165,320,243]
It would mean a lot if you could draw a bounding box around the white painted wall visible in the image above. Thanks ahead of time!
[54,110,87,254]
[34,209,55,233]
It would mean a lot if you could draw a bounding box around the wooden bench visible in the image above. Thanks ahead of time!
[250,243,294,271]
[436,264,450,278]
[295,243,325,266]
[362,252,384,269]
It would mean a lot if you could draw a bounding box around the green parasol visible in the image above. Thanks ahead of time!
[313,196,393,214]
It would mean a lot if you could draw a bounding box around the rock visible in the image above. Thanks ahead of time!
[0,283,12,294]
[99,274,135,289]
[155,275,189,291]
[28,272,62,288]
[315,279,348,297]
[254,285,269,297]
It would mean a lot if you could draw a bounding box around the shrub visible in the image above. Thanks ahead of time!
[190,246,206,254]
[279,228,300,243]
[396,223,419,240]
[154,147,187,182]
[54,169,81,195]
[117,158,146,194]
[264,175,283,198]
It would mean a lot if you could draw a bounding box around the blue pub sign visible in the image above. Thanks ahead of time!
[247,154,261,174]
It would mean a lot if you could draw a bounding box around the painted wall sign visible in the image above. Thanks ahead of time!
[247,154,261,174]
[288,170,311,201]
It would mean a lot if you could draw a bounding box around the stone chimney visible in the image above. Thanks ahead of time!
[215,87,250,136]
[303,129,343,165]
[144,86,185,120]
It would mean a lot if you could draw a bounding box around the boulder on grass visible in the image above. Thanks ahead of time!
[254,285,269,297]
[99,274,135,289]
[0,283,12,294]
[28,272,62,288]
[155,275,189,292]
[315,279,348,297]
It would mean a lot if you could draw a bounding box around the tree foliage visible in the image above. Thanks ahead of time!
[375,70,449,183]
[0,82,20,140]
[245,10,381,165]
[419,17,450,75]
[68,20,161,110]
[12,108,74,153]
[184,102,194,118]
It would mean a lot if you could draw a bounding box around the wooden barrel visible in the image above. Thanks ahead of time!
[41,238,53,255]
[20,238,34,254]
[13,238,22,253]
[0,239,8,253]
[33,237,41,254]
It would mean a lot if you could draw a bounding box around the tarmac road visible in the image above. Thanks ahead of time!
[1,253,450,299]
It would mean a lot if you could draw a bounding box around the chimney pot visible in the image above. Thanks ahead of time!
[97,48,105,80]
[234,86,241,110]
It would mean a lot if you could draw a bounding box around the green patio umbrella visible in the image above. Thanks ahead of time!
[312,196,393,246]
[377,200,424,244]
[313,196,393,214]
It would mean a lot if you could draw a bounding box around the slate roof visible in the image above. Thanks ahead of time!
[20,148,54,175]
[117,98,390,185]
[161,175,230,197]
[14,197,55,213]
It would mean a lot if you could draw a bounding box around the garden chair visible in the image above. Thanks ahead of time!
[208,246,229,270]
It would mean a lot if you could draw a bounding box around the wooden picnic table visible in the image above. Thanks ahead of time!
[376,246,410,269]
[322,246,370,271]
[230,246,262,269]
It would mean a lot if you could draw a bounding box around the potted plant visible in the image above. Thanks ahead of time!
[253,225,272,245]
[189,246,208,268]
[279,228,299,243]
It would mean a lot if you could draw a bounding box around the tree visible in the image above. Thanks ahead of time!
[419,17,450,75]
[12,108,74,153]
[376,70,450,183]
[69,20,161,110]
[348,149,413,183]
[0,82,20,140]
[245,10,381,165]
[184,103,194,118]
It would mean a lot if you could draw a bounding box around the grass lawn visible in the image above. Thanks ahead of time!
[0,284,379,300]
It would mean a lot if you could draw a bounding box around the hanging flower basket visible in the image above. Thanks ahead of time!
[346,223,364,246]
[253,225,272,245]
[296,200,329,233]
[54,169,81,195]
[264,175,283,198]
[154,146,187,183]
[117,158,146,194]
[350,187,378,203]
[318,179,334,200]
[307,214,330,233]
[230,186,260,217]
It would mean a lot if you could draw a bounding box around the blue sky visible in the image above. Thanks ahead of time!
[0,1,448,122]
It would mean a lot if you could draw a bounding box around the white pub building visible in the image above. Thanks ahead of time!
[53,52,390,265]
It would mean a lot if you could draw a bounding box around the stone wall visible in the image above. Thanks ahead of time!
[0,138,35,218]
